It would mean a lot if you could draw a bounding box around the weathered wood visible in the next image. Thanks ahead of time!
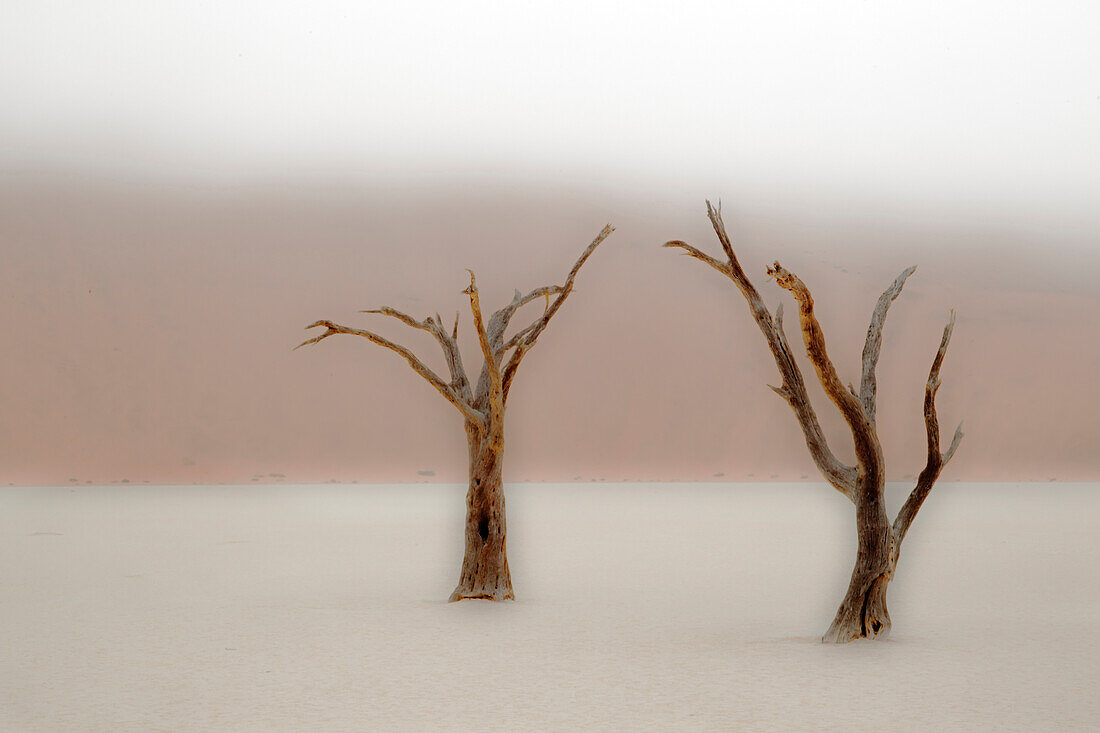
[359,306,473,401]
[465,271,505,453]
[765,260,893,642]
[665,204,858,502]
[450,435,513,601]
[299,225,613,601]
[295,319,487,431]
[765,261,884,480]
[893,313,964,548]
[501,225,614,403]
[860,267,917,427]
[667,201,963,642]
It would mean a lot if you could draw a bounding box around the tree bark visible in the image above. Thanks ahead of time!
[300,225,611,602]
[666,202,963,642]
[450,435,513,601]
[824,571,892,643]
[823,487,894,642]
[766,261,897,641]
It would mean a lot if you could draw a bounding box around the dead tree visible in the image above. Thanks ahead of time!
[297,225,614,601]
[665,202,962,642]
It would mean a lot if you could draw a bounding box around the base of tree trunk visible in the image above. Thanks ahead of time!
[448,577,514,602]
[448,541,513,601]
[822,574,892,643]
[450,450,513,602]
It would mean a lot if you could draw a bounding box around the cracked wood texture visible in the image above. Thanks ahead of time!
[666,202,963,642]
[299,224,614,601]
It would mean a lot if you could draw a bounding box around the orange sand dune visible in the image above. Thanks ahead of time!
[2,176,1096,485]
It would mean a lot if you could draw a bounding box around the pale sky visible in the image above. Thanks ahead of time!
[2,1,1098,215]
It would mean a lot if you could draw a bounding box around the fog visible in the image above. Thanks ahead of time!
[1,2,1098,485]
[3,1,1098,219]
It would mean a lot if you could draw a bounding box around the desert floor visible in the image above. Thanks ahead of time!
[2,482,1097,731]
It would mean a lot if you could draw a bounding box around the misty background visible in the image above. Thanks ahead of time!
[1,1,1097,485]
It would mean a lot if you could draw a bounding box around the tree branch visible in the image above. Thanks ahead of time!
[766,261,883,485]
[359,306,428,331]
[432,314,474,401]
[360,306,473,400]
[488,285,563,356]
[663,240,732,280]
[859,266,917,427]
[465,271,504,450]
[502,318,543,353]
[499,224,615,403]
[664,206,858,501]
[893,311,964,546]
[296,319,486,431]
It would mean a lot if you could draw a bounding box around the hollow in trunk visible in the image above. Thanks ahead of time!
[450,443,513,601]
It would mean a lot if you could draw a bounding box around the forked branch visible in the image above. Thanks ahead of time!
[499,224,615,403]
[860,266,917,426]
[470,286,558,413]
[664,205,858,500]
[360,306,472,400]
[296,320,486,430]
[465,271,504,449]
[298,226,614,454]
[489,286,564,355]
[661,240,732,280]
[766,261,882,479]
[501,318,544,353]
[893,311,964,545]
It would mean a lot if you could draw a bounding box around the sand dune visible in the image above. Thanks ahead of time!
[1,177,1097,486]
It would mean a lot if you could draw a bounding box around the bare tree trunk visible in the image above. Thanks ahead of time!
[450,437,513,601]
[824,483,894,642]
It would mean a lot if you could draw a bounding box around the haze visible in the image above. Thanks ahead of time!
[3,2,1098,205]
[1,1,1098,484]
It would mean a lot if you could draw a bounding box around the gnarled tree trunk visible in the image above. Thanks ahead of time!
[451,436,513,601]
[667,201,963,641]
[824,488,894,642]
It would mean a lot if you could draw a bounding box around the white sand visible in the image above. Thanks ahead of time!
[2,483,1097,731]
